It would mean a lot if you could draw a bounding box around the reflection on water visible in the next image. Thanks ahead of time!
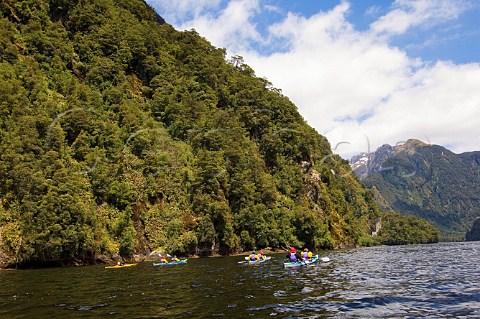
[0,242,479,318]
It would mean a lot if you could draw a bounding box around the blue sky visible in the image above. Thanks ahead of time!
[146,0,480,158]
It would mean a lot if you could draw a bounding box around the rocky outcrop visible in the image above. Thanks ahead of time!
[0,249,15,269]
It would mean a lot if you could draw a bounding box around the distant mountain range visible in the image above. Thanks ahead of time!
[350,139,480,241]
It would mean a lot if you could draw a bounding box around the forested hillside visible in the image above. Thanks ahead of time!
[0,0,438,267]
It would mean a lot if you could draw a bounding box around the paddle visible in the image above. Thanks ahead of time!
[238,256,249,264]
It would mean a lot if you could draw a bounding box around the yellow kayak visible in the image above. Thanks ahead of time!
[105,263,137,269]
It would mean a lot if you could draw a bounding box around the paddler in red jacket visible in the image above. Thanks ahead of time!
[286,247,302,262]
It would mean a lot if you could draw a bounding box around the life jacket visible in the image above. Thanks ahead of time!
[303,251,309,259]
[289,252,297,262]
[249,254,257,261]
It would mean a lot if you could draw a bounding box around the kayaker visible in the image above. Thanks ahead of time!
[258,250,265,260]
[302,248,309,260]
[286,247,302,262]
[160,255,168,264]
[249,250,259,261]
[171,255,180,262]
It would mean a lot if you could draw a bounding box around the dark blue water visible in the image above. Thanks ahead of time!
[1,242,479,318]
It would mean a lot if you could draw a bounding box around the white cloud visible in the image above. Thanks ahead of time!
[264,4,282,14]
[240,2,417,154]
[175,0,262,52]
[147,0,480,158]
[267,2,353,46]
[148,0,263,52]
[360,61,480,155]
[370,0,470,36]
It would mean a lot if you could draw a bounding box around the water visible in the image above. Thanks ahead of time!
[1,242,479,318]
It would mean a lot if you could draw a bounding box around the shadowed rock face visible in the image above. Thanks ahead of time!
[466,217,480,241]
[350,139,480,241]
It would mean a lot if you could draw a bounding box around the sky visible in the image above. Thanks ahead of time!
[145,0,480,159]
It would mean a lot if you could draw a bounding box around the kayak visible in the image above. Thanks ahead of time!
[105,263,137,269]
[283,255,330,268]
[249,256,271,265]
[153,259,188,267]
[240,256,272,265]
[284,255,319,268]
[238,256,271,264]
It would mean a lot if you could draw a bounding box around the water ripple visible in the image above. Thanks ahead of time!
[1,242,479,318]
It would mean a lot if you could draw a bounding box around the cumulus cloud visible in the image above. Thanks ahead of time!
[242,2,418,155]
[147,0,480,158]
[148,0,263,52]
[175,0,262,52]
[362,61,480,153]
[370,0,471,36]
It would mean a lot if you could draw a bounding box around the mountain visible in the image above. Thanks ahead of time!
[0,1,440,268]
[350,144,396,180]
[350,139,480,240]
[0,0,387,267]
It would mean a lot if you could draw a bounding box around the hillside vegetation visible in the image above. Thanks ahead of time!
[0,0,438,267]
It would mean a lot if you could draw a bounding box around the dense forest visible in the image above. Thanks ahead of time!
[0,0,439,267]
